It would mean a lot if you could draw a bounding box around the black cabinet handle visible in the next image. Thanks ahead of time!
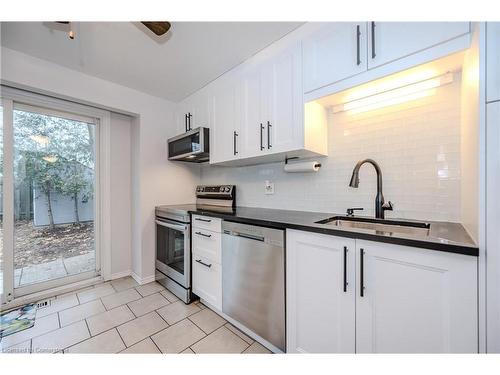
[260,123,265,150]
[184,114,188,132]
[233,131,238,155]
[188,112,192,130]
[343,246,348,292]
[195,217,211,222]
[356,25,361,66]
[195,231,212,238]
[267,121,272,149]
[360,248,365,297]
[371,22,376,59]
[195,259,212,268]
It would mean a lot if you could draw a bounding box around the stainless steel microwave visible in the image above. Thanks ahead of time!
[167,127,209,162]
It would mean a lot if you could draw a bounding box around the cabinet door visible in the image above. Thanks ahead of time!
[240,64,265,158]
[210,78,240,164]
[265,42,303,154]
[355,240,478,353]
[190,88,210,129]
[303,22,367,93]
[486,101,500,352]
[192,253,222,310]
[487,22,500,103]
[368,22,470,69]
[286,230,355,353]
[173,102,188,134]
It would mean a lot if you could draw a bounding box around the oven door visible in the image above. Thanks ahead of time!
[155,218,191,288]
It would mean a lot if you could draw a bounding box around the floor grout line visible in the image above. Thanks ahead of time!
[149,335,164,353]
[114,327,127,350]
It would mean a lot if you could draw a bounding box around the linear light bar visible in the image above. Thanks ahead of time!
[332,72,453,115]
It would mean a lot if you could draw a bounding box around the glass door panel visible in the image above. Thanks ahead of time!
[12,107,97,289]
[0,105,4,300]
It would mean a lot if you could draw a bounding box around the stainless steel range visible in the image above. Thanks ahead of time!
[155,185,236,303]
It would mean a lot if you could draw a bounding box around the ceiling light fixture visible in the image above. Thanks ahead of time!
[332,72,454,115]
[42,155,58,163]
[30,134,50,146]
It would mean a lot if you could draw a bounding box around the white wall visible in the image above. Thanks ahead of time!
[201,74,463,223]
[109,112,132,277]
[1,47,201,283]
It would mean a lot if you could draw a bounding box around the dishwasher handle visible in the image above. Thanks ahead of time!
[224,230,265,242]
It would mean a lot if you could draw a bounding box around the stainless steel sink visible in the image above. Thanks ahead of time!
[315,216,431,236]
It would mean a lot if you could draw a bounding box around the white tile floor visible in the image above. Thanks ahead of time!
[0,277,272,354]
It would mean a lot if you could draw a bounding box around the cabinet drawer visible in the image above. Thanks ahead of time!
[192,215,222,233]
[192,229,222,263]
[192,253,222,310]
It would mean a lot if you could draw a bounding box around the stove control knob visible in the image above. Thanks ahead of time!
[219,186,225,192]
[225,186,231,192]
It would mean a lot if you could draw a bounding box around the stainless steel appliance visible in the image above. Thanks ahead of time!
[155,185,236,303]
[222,221,285,351]
[155,208,191,303]
[167,127,209,162]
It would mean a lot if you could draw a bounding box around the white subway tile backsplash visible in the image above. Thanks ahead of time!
[201,78,462,222]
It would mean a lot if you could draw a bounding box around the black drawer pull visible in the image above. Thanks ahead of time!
[343,246,348,292]
[195,231,212,238]
[371,22,376,59]
[267,121,272,149]
[360,248,365,297]
[195,218,212,223]
[195,259,212,268]
[356,25,361,66]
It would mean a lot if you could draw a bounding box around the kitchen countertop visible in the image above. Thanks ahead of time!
[159,204,478,256]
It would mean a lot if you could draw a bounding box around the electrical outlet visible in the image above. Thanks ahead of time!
[265,180,275,195]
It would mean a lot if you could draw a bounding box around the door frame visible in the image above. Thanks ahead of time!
[1,86,112,303]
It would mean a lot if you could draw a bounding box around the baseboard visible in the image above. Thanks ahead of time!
[110,270,132,280]
[131,272,155,285]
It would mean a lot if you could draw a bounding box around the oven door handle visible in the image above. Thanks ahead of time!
[155,220,188,232]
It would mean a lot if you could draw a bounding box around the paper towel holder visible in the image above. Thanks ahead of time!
[285,156,322,168]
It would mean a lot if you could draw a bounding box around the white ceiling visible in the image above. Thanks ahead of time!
[0,22,302,102]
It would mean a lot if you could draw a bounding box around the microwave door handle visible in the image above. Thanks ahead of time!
[155,220,187,232]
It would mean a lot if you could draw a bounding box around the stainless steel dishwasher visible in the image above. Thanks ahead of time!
[222,221,285,351]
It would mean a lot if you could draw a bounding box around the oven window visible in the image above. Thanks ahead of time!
[156,223,185,276]
[169,132,201,158]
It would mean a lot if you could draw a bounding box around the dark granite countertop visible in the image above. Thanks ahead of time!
[160,204,479,256]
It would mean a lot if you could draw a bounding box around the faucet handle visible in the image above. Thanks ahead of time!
[346,207,364,216]
[382,201,394,211]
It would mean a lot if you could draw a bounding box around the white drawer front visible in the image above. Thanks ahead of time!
[192,215,222,233]
[192,253,222,310]
[192,229,221,264]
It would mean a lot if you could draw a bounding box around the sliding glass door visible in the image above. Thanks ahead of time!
[1,98,100,301]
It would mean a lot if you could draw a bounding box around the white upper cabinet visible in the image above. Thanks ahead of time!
[209,73,241,164]
[303,22,368,93]
[368,22,470,69]
[240,63,265,159]
[487,22,500,103]
[265,41,303,154]
[240,41,303,158]
[286,230,355,353]
[210,37,327,166]
[355,240,478,353]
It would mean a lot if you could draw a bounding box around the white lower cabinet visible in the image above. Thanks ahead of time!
[286,230,355,353]
[192,216,222,310]
[286,230,478,353]
[356,240,478,353]
[192,253,222,310]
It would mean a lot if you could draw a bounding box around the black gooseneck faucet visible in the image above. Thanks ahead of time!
[349,158,393,219]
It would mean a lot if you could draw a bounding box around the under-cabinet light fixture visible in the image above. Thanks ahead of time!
[332,72,454,115]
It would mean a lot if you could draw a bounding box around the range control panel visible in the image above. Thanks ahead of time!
[196,185,234,195]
